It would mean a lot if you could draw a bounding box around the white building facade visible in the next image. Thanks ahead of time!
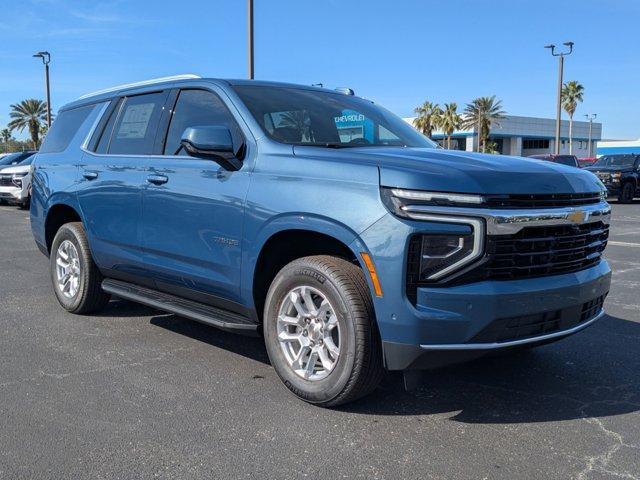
[403,115,602,158]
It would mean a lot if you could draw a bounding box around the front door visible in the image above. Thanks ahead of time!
[141,88,251,306]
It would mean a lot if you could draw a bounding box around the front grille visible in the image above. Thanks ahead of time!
[479,221,609,281]
[469,294,606,343]
[0,175,13,187]
[483,192,601,208]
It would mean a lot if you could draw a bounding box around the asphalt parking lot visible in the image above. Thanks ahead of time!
[1,202,639,480]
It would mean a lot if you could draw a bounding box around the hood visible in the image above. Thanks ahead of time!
[293,146,603,194]
[0,164,31,175]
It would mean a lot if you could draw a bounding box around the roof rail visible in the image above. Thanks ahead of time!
[78,74,202,100]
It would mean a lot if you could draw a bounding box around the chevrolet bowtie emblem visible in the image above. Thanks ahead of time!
[567,209,586,224]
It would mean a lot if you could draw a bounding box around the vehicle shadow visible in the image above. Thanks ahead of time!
[150,312,271,365]
[93,299,161,318]
[341,313,640,423]
[147,306,639,424]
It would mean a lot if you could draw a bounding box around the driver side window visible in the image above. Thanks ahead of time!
[163,89,243,156]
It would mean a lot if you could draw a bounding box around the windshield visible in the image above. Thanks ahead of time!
[232,85,437,148]
[0,152,28,166]
[593,154,636,168]
[18,155,35,166]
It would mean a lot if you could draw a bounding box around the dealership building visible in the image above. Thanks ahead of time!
[403,115,602,157]
[596,138,640,155]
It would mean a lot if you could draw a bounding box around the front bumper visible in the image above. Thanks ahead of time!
[0,186,25,203]
[602,183,621,195]
[382,262,610,370]
[357,202,612,371]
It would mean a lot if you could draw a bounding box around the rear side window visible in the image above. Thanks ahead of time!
[107,91,169,155]
[163,89,243,155]
[39,105,94,153]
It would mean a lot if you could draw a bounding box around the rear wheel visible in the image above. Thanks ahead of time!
[50,222,110,314]
[619,182,635,203]
[263,255,383,407]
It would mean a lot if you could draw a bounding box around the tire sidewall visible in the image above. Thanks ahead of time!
[50,224,88,312]
[620,182,634,203]
[264,263,358,404]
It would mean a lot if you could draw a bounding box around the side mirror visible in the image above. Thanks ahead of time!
[180,126,242,171]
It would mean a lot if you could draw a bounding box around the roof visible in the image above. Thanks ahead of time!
[64,75,347,111]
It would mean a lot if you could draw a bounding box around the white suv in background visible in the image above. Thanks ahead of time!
[0,154,36,208]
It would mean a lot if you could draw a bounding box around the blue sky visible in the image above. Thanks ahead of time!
[1,0,638,140]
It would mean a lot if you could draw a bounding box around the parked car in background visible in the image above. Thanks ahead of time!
[529,154,580,168]
[578,157,598,168]
[0,150,37,168]
[586,154,640,203]
[31,76,611,406]
[0,154,36,208]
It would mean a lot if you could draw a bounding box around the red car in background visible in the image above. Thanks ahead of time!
[578,157,598,167]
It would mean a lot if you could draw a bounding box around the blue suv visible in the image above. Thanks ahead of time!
[31,75,611,406]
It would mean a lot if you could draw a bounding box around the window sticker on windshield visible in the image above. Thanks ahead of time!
[116,103,155,139]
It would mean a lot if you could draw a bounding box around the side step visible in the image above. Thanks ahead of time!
[102,279,259,336]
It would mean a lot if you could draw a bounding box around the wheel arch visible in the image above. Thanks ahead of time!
[247,216,372,323]
[44,202,83,254]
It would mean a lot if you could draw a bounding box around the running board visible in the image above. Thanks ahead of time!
[102,279,259,336]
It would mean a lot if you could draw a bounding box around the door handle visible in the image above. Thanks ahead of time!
[82,171,98,180]
[147,174,169,185]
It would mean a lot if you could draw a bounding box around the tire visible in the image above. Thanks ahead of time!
[19,198,30,210]
[618,182,635,203]
[50,222,110,314]
[263,255,384,407]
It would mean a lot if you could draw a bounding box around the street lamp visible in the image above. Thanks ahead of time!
[33,51,52,128]
[247,0,254,79]
[545,41,573,155]
[584,113,597,158]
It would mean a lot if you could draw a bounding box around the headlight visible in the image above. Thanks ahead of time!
[417,233,477,280]
[611,172,622,183]
[11,173,26,188]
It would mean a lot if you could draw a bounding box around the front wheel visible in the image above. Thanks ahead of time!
[50,222,111,314]
[619,182,635,203]
[263,255,384,407]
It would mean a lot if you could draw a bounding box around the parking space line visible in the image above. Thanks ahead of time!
[608,241,640,248]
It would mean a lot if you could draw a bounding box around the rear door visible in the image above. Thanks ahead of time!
[78,90,170,284]
[140,87,251,306]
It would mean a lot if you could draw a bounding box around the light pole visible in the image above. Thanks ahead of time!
[33,51,52,128]
[545,42,573,155]
[247,0,254,79]
[585,113,597,157]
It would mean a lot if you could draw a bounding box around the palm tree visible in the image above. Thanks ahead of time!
[279,111,312,142]
[561,81,584,155]
[462,96,505,152]
[413,101,442,139]
[439,103,462,149]
[8,99,48,149]
[0,128,12,144]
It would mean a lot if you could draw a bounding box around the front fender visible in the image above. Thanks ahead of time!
[240,212,382,310]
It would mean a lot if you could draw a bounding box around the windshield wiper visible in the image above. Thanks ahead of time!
[299,143,352,149]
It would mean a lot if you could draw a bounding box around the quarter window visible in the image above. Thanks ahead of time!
[107,91,169,155]
[39,104,95,153]
[163,89,243,156]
